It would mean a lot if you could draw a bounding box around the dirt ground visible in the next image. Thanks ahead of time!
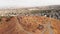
[0,16,60,34]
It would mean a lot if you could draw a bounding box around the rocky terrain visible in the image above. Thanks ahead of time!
[0,16,60,34]
[0,5,60,34]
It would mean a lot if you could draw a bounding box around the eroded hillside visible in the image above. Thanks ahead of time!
[0,16,60,34]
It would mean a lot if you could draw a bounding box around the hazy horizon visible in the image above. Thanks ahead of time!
[0,0,60,8]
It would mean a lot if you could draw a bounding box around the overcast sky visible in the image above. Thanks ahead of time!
[0,0,60,8]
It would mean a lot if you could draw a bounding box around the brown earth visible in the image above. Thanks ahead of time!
[0,16,60,34]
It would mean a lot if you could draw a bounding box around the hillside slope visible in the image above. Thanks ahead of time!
[0,16,60,34]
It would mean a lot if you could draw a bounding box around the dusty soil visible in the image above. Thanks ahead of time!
[0,16,60,34]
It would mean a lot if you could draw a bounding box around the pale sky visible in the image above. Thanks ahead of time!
[0,0,60,8]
